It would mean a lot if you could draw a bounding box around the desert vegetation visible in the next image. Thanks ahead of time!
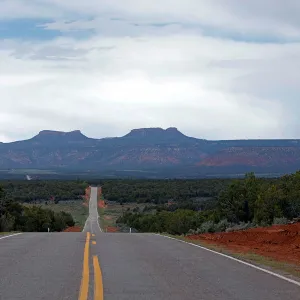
[0,180,89,232]
[115,172,300,234]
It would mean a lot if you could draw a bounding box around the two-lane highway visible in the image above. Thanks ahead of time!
[0,187,300,299]
[83,187,102,234]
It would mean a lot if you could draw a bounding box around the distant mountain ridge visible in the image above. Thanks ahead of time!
[1,127,300,176]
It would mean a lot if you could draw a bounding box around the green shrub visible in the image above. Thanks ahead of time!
[215,219,230,232]
[226,222,255,232]
[199,221,216,233]
[273,217,288,225]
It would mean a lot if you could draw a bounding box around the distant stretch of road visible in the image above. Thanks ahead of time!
[0,187,299,299]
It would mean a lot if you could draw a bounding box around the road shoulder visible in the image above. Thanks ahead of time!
[159,234,300,284]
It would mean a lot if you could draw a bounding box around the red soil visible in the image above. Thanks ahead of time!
[97,187,107,208]
[187,223,300,265]
[82,186,91,207]
[98,200,106,208]
[63,226,82,232]
[106,226,119,233]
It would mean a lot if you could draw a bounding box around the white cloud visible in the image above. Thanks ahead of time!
[0,1,300,141]
[2,1,300,39]
[12,0,300,41]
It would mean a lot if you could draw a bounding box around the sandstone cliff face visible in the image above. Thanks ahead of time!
[197,147,300,167]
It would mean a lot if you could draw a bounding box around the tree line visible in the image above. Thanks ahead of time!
[101,179,231,204]
[117,172,300,235]
[0,187,75,232]
[0,180,88,203]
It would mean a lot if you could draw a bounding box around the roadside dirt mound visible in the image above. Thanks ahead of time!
[98,200,106,209]
[82,186,91,207]
[97,187,107,208]
[83,187,91,202]
[63,226,82,232]
[187,223,300,265]
[106,226,119,233]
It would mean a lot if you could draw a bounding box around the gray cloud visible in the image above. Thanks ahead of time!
[0,1,300,141]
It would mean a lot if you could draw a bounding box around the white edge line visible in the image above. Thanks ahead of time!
[82,215,89,232]
[97,214,102,233]
[82,188,90,232]
[156,234,300,287]
[0,233,22,240]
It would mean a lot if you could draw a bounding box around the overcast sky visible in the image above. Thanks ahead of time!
[0,1,300,142]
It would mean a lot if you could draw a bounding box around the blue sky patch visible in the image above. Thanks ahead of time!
[0,19,94,40]
[0,19,63,40]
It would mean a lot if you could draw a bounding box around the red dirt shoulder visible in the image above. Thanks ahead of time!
[187,223,300,265]
[63,226,82,232]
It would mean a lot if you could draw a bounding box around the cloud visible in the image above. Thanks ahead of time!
[27,1,300,41]
[0,1,299,141]
[2,1,300,40]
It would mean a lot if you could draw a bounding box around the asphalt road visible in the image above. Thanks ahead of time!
[0,187,299,299]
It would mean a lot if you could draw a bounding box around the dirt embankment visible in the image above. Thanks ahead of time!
[106,226,119,233]
[63,226,82,232]
[82,187,91,207]
[97,187,107,208]
[98,200,106,209]
[187,223,300,265]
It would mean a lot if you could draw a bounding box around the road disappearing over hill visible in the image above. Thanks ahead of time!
[0,187,299,299]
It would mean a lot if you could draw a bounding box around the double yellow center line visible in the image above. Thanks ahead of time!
[93,256,103,299]
[79,232,104,300]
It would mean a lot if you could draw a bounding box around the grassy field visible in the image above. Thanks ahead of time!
[99,201,145,232]
[168,235,300,280]
[26,201,88,229]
